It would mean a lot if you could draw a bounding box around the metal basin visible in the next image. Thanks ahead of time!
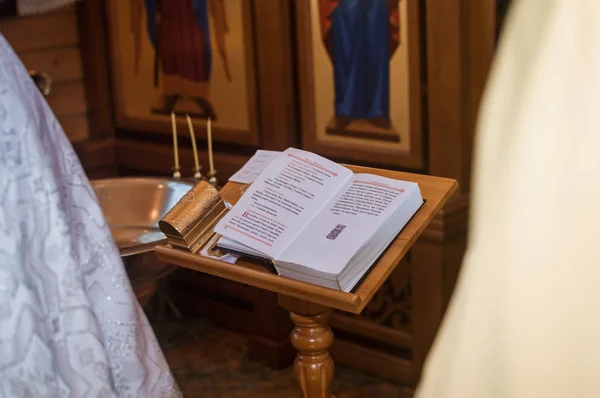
[91,177,195,306]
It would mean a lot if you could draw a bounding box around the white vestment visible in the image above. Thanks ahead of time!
[416,1,600,397]
[0,34,181,397]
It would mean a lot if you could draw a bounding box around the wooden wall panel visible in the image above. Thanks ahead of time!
[46,81,87,116]
[76,0,115,141]
[59,113,91,143]
[1,8,78,52]
[72,138,117,178]
[1,6,90,143]
[254,0,298,150]
[460,0,496,193]
[116,139,250,181]
[425,0,463,183]
[19,47,83,83]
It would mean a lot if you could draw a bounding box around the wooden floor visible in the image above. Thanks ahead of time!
[152,315,411,397]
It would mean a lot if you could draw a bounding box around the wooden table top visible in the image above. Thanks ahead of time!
[155,165,458,314]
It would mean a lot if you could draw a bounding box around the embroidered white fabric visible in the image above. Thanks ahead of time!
[0,34,181,397]
[16,0,79,16]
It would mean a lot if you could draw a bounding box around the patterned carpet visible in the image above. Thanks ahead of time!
[151,315,410,397]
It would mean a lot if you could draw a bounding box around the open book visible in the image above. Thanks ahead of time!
[214,148,424,292]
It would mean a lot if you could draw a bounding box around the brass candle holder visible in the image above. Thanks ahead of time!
[172,166,182,180]
[206,170,218,188]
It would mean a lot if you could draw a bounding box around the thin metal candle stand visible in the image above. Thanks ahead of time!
[170,113,218,187]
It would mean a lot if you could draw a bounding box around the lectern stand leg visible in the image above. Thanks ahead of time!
[279,295,335,398]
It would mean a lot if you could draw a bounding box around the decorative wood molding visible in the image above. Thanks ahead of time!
[115,117,259,147]
[253,0,298,150]
[420,194,469,242]
[105,0,260,147]
[426,0,495,192]
[77,0,115,140]
[331,339,414,385]
[426,0,463,183]
[460,0,496,192]
[331,313,412,350]
[115,139,250,180]
[72,138,117,178]
[0,7,78,52]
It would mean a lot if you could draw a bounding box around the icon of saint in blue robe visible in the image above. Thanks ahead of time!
[319,0,400,130]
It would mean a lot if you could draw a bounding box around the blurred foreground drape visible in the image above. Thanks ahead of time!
[0,33,181,397]
[416,1,600,397]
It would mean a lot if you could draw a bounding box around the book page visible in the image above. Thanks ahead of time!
[214,148,353,258]
[229,150,281,184]
[277,174,421,274]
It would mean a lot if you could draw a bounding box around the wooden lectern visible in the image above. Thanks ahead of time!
[155,165,458,397]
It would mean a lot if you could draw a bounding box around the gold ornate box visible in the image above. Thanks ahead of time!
[159,181,227,253]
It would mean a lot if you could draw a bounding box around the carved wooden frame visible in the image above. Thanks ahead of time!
[104,0,260,146]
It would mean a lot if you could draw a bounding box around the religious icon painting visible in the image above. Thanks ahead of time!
[296,0,424,169]
[105,0,259,145]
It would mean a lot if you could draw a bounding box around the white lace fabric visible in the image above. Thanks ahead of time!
[0,33,181,397]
